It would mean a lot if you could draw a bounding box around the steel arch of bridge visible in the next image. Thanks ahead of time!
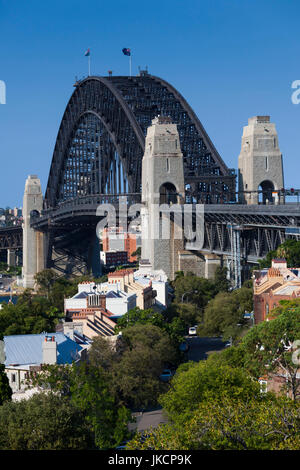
[45,73,236,209]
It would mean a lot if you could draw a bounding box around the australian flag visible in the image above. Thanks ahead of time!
[122,48,131,56]
[84,48,90,56]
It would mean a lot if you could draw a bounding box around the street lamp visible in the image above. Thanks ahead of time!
[181,290,198,303]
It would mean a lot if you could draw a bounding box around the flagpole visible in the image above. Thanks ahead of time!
[129,54,132,77]
[88,54,91,76]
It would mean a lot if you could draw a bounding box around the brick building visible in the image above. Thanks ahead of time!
[253,259,300,324]
[102,227,141,263]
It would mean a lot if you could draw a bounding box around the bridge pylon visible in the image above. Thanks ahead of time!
[140,116,185,280]
[22,175,45,288]
[238,116,284,204]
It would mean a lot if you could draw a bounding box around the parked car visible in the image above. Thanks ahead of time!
[179,341,189,352]
[115,441,129,450]
[188,326,197,336]
[159,369,173,382]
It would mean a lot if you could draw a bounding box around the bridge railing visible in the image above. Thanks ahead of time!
[31,193,142,220]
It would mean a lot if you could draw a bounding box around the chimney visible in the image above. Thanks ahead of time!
[63,322,74,341]
[42,335,57,365]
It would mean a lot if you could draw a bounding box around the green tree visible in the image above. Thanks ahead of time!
[0,294,62,337]
[159,361,260,424]
[28,362,131,449]
[206,344,246,369]
[213,265,230,292]
[70,363,131,449]
[198,286,253,341]
[258,239,300,268]
[0,364,12,405]
[0,392,95,450]
[34,269,58,298]
[165,302,199,329]
[172,272,217,311]
[127,396,300,450]
[87,324,178,409]
[114,324,177,408]
[131,247,141,261]
[116,307,159,330]
[116,307,186,352]
[242,304,300,400]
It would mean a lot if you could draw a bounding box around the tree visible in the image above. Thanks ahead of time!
[0,294,62,338]
[131,247,141,261]
[213,265,230,292]
[70,363,131,449]
[198,286,253,341]
[28,362,131,449]
[116,307,160,330]
[172,272,217,311]
[165,302,199,329]
[88,335,120,371]
[127,395,300,450]
[34,269,58,298]
[242,304,300,400]
[87,324,178,409]
[0,392,95,450]
[113,324,178,408]
[0,364,12,405]
[159,361,261,424]
[48,277,77,311]
[116,307,186,352]
[258,239,300,269]
[206,345,246,369]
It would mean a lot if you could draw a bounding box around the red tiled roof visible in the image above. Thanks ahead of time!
[108,269,134,277]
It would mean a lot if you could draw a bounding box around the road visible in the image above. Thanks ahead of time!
[129,337,227,433]
[129,409,168,433]
[186,336,228,362]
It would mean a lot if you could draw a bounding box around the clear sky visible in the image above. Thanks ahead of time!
[0,0,300,207]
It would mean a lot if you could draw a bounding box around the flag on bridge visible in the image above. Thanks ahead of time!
[84,48,91,76]
[122,48,131,56]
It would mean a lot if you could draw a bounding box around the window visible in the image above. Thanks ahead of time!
[259,379,268,393]
[11,373,16,383]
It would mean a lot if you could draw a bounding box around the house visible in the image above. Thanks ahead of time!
[133,268,170,309]
[107,269,155,310]
[253,259,300,323]
[64,281,137,316]
[1,332,89,400]
[259,368,300,399]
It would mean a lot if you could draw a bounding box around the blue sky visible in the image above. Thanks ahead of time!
[0,0,300,207]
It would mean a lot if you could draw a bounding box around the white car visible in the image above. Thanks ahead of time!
[188,326,197,336]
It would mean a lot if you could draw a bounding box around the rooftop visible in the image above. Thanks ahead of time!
[4,332,83,367]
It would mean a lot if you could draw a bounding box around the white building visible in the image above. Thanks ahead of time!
[64,281,136,317]
[134,269,169,308]
[1,332,88,400]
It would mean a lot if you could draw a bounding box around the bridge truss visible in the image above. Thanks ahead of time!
[45,72,236,209]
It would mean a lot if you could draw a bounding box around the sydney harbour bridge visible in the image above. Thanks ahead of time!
[1,71,300,280]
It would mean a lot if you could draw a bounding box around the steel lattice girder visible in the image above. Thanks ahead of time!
[0,227,22,250]
[201,222,287,261]
[45,74,236,209]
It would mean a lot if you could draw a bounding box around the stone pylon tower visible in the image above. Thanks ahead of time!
[140,116,185,280]
[238,116,284,204]
[22,175,44,288]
